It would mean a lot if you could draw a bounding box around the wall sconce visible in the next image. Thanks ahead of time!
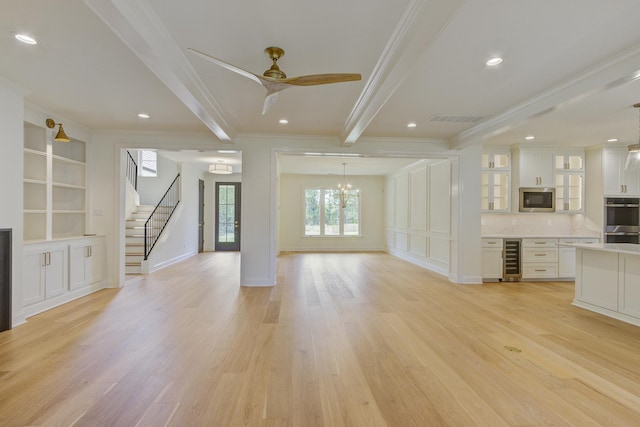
[45,118,70,142]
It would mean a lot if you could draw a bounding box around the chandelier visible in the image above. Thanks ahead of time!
[626,103,640,169]
[337,163,358,208]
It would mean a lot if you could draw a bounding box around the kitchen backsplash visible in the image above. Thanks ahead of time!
[481,213,600,237]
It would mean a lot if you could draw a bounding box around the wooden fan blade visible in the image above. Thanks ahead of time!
[187,48,263,86]
[278,73,362,86]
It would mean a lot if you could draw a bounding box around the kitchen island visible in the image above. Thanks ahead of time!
[566,242,640,327]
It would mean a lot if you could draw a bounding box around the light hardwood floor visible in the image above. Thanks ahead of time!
[2,252,640,426]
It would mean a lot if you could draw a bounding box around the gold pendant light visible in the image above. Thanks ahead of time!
[45,118,70,142]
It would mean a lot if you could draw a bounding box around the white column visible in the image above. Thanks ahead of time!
[450,143,482,284]
[240,144,276,286]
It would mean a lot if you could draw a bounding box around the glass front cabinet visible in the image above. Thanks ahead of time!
[554,151,584,212]
[481,149,511,212]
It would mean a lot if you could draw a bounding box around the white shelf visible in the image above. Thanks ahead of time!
[52,154,86,166]
[52,181,85,190]
[23,121,87,240]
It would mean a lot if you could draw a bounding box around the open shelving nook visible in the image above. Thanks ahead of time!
[23,122,86,242]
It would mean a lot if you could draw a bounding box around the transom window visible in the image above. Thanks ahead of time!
[304,188,360,236]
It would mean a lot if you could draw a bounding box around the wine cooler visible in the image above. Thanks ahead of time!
[503,239,522,281]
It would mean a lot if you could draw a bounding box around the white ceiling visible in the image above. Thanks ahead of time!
[3,0,640,174]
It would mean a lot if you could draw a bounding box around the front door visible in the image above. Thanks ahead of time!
[215,182,241,251]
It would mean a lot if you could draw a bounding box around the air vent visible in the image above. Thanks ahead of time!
[427,114,484,123]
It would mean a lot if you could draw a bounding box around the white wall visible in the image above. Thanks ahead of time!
[279,174,385,252]
[385,159,452,276]
[134,151,180,205]
[143,162,202,272]
[0,80,26,326]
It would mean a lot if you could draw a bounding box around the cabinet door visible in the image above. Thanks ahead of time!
[23,251,45,306]
[481,248,503,279]
[619,254,640,318]
[69,243,89,290]
[558,247,576,278]
[555,173,583,212]
[45,247,66,298]
[88,241,104,285]
[520,150,554,187]
[603,149,640,195]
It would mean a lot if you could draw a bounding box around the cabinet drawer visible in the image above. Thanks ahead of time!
[558,238,599,245]
[523,263,558,278]
[482,238,503,248]
[522,238,557,248]
[523,248,558,262]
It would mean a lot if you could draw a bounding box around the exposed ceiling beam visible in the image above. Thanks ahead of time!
[340,0,466,146]
[83,0,235,142]
[451,45,640,149]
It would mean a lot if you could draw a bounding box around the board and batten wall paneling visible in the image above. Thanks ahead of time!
[410,168,427,231]
[385,159,451,276]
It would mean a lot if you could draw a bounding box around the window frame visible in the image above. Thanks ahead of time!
[138,149,158,177]
[303,187,361,237]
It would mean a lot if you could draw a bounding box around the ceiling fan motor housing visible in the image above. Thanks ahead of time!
[263,47,287,79]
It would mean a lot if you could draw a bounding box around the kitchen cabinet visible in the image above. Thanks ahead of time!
[558,238,599,278]
[555,151,584,212]
[481,149,511,212]
[522,238,558,279]
[69,237,105,290]
[23,243,67,306]
[603,148,640,195]
[517,148,554,187]
[481,238,503,280]
[619,253,640,319]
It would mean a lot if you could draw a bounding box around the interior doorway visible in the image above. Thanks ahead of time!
[215,182,241,251]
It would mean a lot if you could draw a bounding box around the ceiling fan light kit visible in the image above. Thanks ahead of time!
[188,46,362,114]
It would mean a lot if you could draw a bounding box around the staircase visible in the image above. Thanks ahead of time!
[125,204,154,275]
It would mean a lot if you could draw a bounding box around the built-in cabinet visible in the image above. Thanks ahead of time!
[481,237,599,281]
[484,146,585,213]
[481,149,510,212]
[517,148,554,187]
[23,236,105,318]
[602,147,640,195]
[23,243,67,306]
[522,238,558,279]
[481,238,503,280]
[554,151,584,212]
[69,238,104,291]
[24,122,86,242]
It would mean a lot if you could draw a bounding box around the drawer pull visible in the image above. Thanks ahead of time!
[535,269,547,272]
[534,254,546,257]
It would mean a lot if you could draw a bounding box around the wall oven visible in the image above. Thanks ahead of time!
[519,187,555,212]
[604,197,640,243]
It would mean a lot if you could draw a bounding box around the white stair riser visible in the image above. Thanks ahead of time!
[125,255,144,263]
[125,265,142,275]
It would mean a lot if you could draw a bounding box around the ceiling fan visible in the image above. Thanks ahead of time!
[188,46,362,114]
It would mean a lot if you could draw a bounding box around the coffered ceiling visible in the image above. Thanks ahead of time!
[3,0,640,171]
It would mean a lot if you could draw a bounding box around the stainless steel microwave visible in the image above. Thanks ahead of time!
[519,187,555,212]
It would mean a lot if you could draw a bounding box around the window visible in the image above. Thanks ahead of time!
[138,150,157,177]
[304,188,360,236]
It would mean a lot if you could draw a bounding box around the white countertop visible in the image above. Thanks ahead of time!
[482,235,599,239]
[560,242,640,256]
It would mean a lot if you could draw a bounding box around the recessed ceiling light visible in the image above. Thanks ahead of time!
[14,33,37,45]
[486,57,503,66]
[217,150,237,154]
[137,113,150,119]
[525,135,535,140]
[407,122,417,128]
[279,119,288,124]
[607,138,619,142]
